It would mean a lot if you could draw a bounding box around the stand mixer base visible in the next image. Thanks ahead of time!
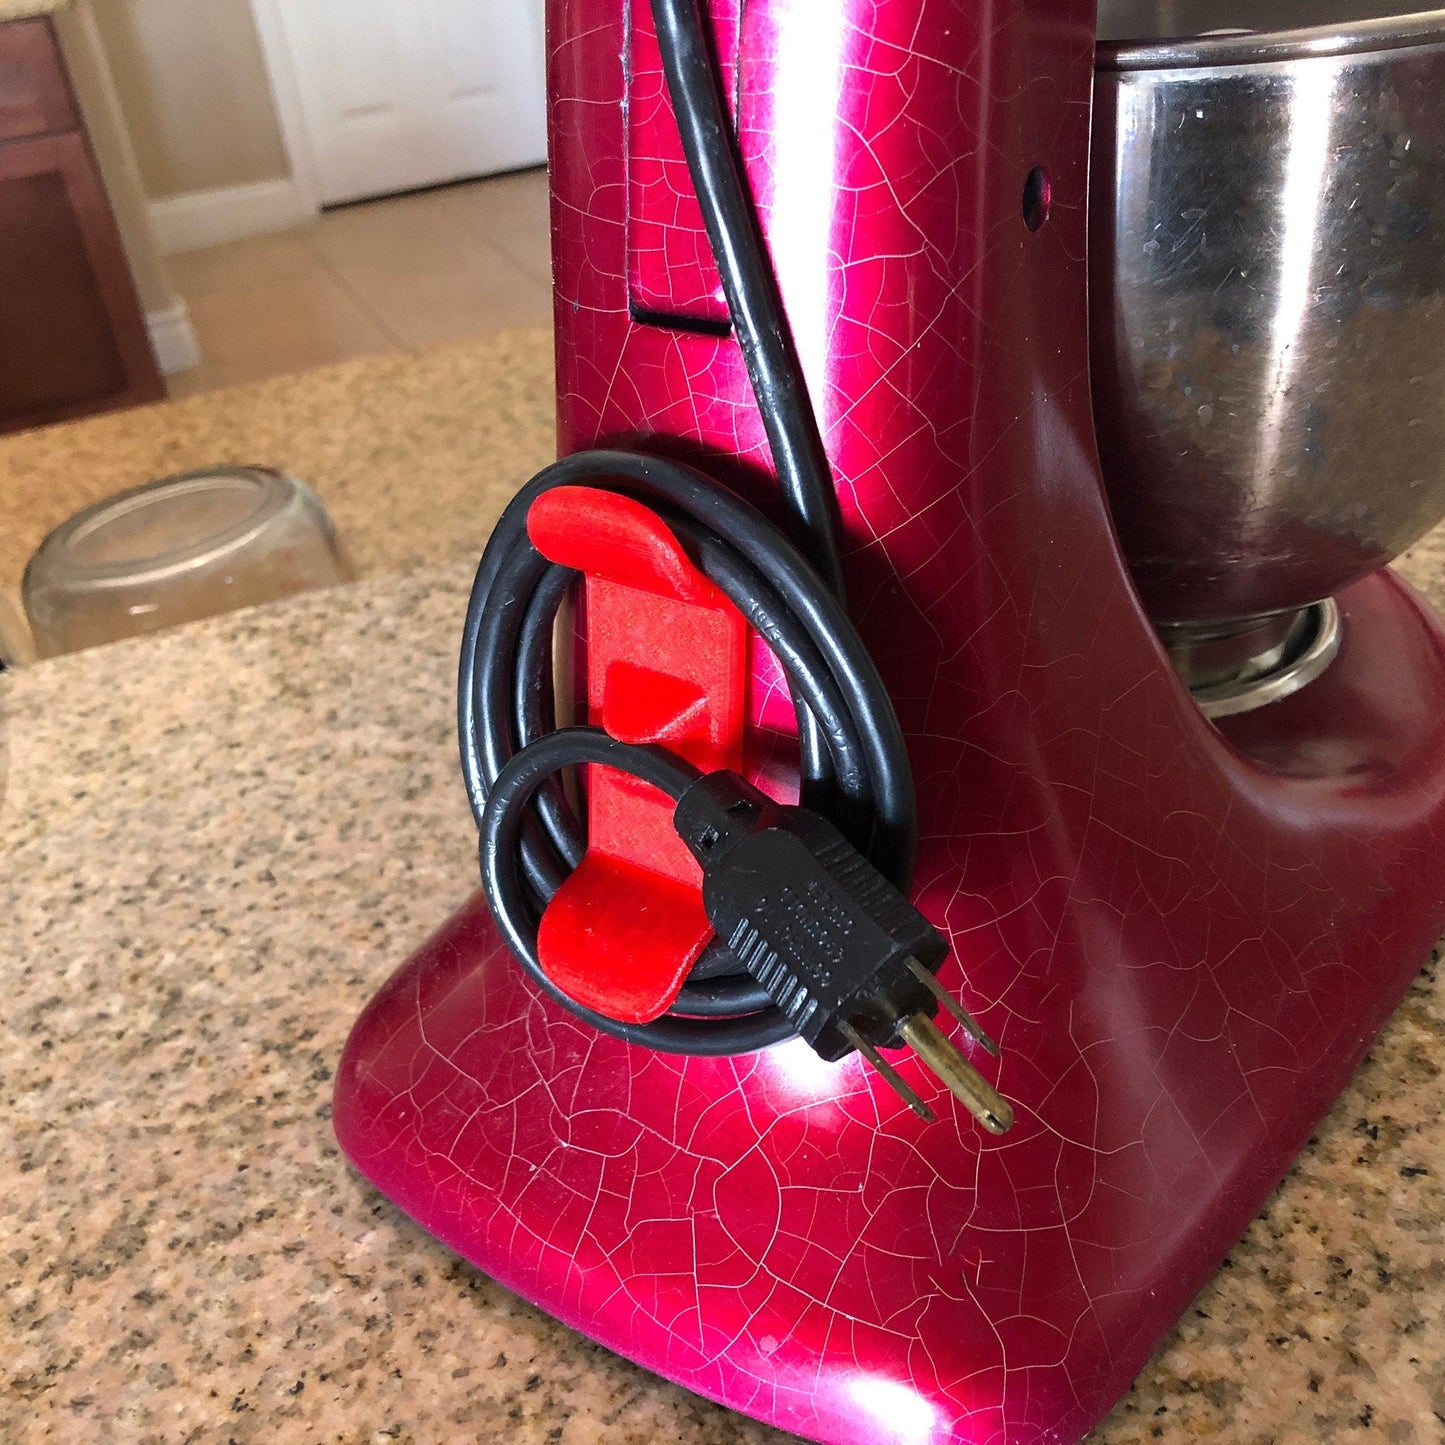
[336,572,1445,1445]
[335,0,1445,1437]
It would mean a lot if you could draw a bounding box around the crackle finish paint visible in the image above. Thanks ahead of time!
[334,2,1445,1441]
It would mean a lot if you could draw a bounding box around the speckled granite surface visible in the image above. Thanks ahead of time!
[3,319,1445,1436]
[0,331,556,625]
[3,566,769,1445]
[2,537,1443,1442]
[0,0,68,21]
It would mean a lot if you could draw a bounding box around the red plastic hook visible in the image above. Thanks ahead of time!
[527,485,749,1023]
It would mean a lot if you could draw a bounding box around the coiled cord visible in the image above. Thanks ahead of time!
[457,0,919,1055]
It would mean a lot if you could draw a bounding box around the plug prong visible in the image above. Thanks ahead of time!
[897,1013,1014,1135]
[840,1020,936,1122]
[906,957,1001,1057]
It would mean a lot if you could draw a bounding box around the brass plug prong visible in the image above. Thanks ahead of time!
[840,1019,936,1122]
[897,1012,1014,1135]
[906,957,1001,1057]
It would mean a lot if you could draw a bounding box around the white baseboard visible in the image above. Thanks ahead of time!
[146,300,202,375]
[149,176,316,255]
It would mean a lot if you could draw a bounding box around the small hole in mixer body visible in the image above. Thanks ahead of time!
[1022,166,1052,230]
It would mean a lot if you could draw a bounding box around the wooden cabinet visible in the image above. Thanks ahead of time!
[0,18,163,437]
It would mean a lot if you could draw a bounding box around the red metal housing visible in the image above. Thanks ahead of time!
[334,2,1445,1440]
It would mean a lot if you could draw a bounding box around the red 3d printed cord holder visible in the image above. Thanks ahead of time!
[526,484,748,1024]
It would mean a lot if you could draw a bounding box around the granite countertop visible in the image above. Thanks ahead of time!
[2,335,1443,1439]
[0,331,556,631]
[0,0,70,22]
[3,556,1444,1443]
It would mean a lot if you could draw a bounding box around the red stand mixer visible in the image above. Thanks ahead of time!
[334,2,1445,1440]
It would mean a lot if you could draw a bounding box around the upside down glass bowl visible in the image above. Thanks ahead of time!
[22,466,352,659]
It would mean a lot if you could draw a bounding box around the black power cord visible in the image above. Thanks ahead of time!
[648,0,844,599]
[459,0,915,1054]
[457,0,1013,1130]
[459,450,912,1055]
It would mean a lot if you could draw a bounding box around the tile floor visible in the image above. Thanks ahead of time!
[165,167,553,398]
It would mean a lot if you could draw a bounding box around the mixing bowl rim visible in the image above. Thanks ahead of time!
[1098,8,1445,72]
[20,466,308,595]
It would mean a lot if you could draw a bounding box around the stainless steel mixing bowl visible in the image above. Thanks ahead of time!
[1091,3,1445,627]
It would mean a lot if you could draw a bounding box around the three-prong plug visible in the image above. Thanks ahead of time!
[674,771,1013,1133]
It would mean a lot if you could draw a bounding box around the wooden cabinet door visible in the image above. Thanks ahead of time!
[0,129,164,437]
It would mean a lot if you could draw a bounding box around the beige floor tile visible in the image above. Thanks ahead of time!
[305,188,482,272]
[164,171,558,396]
[167,228,322,300]
[330,246,553,348]
[442,167,549,225]
[437,167,552,282]
[181,269,398,390]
